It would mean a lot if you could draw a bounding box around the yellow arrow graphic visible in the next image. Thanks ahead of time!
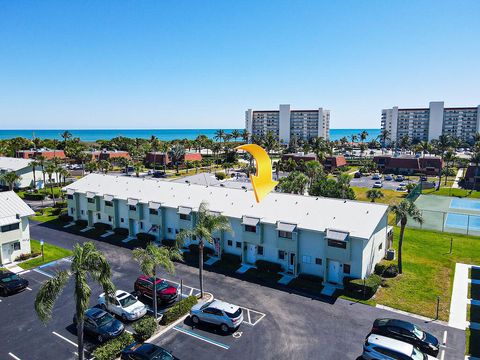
[235,144,278,203]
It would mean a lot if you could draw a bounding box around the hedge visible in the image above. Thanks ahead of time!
[215,172,226,180]
[221,253,241,264]
[188,244,215,256]
[161,295,198,325]
[113,227,129,236]
[374,263,399,278]
[75,219,88,227]
[24,193,46,201]
[162,239,177,248]
[343,274,382,300]
[94,222,113,231]
[297,273,323,283]
[59,214,73,223]
[15,251,41,262]
[136,232,156,243]
[53,201,67,208]
[132,316,158,342]
[92,331,135,360]
[255,259,282,274]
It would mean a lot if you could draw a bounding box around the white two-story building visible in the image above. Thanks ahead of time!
[0,191,35,265]
[65,174,389,286]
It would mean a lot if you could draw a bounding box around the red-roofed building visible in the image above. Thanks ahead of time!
[16,149,66,160]
[85,150,130,162]
[145,152,202,166]
[464,166,480,190]
[323,155,347,172]
[373,155,443,175]
[281,153,317,163]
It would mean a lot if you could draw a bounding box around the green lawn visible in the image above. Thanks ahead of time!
[30,207,61,222]
[17,186,64,199]
[374,227,480,321]
[352,186,407,206]
[422,187,480,198]
[18,239,72,270]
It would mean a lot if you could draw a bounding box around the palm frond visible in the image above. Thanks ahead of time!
[35,270,70,323]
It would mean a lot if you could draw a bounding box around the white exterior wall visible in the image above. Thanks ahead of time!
[279,104,291,144]
[245,109,253,140]
[117,199,129,229]
[428,101,445,141]
[298,230,325,277]
[0,217,31,265]
[360,212,389,278]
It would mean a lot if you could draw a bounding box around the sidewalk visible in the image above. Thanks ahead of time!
[449,263,470,329]
[452,168,465,189]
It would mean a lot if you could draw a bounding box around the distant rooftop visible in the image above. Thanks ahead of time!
[0,157,32,171]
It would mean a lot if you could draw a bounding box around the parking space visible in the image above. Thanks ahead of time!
[350,175,415,190]
[152,300,267,359]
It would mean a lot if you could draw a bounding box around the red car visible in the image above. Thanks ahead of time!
[134,275,178,304]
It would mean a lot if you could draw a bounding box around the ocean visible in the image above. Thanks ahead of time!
[0,128,381,142]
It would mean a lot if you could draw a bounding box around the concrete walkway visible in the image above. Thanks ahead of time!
[452,168,465,189]
[449,263,470,329]
[3,262,25,274]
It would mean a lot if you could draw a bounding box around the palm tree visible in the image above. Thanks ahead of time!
[366,189,384,202]
[350,134,358,144]
[278,171,309,194]
[390,200,424,274]
[304,160,323,187]
[311,137,326,163]
[231,129,241,143]
[150,136,162,170]
[378,129,390,150]
[443,150,456,186]
[417,141,431,157]
[240,129,250,143]
[45,162,58,205]
[0,171,21,190]
[214,129,226,144]
[77,152,91,176]
[60,130,72,146]
[132,243,181,320]
[98,159,112,174]
[30,160,39,190]
[85,161,97,173]
[133,161,144,177]
[36,155,47,189]
[59,167,69,186]
[169,144,186,174]
[470,150,480,191]
[263,132,279,160]
[359,130,369,143]
[34,242,115,360]
[176,201,232,298]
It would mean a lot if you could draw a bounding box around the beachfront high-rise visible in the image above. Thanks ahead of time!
[245,104,330,144]
[381,101,480,144]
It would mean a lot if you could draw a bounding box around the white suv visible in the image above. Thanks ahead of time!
[98,290,147,321]
[363,334,436,360]
[190,299,243,333]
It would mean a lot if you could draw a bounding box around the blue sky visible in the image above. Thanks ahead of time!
[1,0,479,130]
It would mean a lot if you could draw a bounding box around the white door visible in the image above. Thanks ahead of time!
[327,260,341,284]
[2,244,12,264]
[246,244,256,264]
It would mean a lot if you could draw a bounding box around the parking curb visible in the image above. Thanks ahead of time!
[376,304,450,327]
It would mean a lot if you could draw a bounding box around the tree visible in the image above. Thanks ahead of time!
[98,160,112,174]
[470,150,480,191]
[443,150,456,185]
[263,132,279,160]
[378,129,390,150]
[133,162,144,177]
[366,189,384,202]
[214,129,226,144]
[30,160,39,190]
[304,160,323,187]
[132,243,181,321]
[230,129,241,143]
[350,134,358,144]
[85,161,98,173]
[0,171,21,190]
[36,155,47,189]
[176,201,232,298]
[169,144,186,174]
[59,167,69,186]
[433,135,451,190]
[60,130,72,145]
[311,137,326,163]
[390,200,424,274]
[45,162,58,205]
[240,129,250,143]
[278,171,309,194]
[359,130,369,143]
[34,242,115,360]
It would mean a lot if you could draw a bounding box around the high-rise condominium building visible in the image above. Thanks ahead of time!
[381,101,480,144]
[245,104,330,144]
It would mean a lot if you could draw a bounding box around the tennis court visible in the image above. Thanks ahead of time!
[408,195,480,236]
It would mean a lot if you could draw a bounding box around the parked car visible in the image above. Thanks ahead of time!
[134,275,178,304]
[153,171,167,178]
[373,181,383,188]
[363,334,435,360]
[190,299,243,333]
[73,308,124,343]
[98,290,148,321]
[395,175,405,182]
[121,342,177,360]
[399,182,407,187]
[396,186,407,192]
[370,318,440,356]
[384,174,394,181]
[372,174,382,180]
[354,172,363,178]
[0,270,29,296]
[420,176,428,182]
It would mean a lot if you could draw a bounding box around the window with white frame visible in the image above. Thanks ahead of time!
[302,255,311,264]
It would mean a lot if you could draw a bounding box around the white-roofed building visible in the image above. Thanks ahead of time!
[0,191,35,265]
[64,174,390,286]
[0,156,56,189]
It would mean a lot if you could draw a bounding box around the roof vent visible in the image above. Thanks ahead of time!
[344,200,347,203]
[316,197,319,200]
[366,210,369,214]
[306,212,309,215]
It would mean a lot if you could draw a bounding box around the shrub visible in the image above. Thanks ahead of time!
[113,227,129,236]
[162,239,177,247]
[53,201,67,208]
[92,332,135,360]
[188,244,214,256]
[136,232,156,243]
[255,260,282,274]
[374,263,387,276]
[24,193,46,201]
[132,316,158,342]
[343,274,382,300]
[297,273,323,283]
[215,172,226,180]
[75,219,88,227]
[51,207,64,215]
[94,222,112,231]
[15,251,41,262]
[221,253,241,265]
[59,214,73,223]
[161,295,198,325]
[35,211,42,216]
[374,263,399,278]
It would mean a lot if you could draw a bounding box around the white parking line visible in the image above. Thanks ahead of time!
[26,287,32,291]
[240,306,266,326]
[247,309,251,324]
[173,326,230,350]
[189,288,194,296]
[440,349,445,360]
[52,331,77,347]
[443,330,448,345]
[33,268,54,278]
[8,353,21,360]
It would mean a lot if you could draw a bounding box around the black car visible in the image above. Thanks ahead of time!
[0,270,29,296]
[420,176,428,181]
[354,171,363,178]
[121,342,177,360]
[370,318,440,356]
[73,308,124,343]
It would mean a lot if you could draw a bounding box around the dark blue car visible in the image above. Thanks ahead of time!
[121,342,177,360]
[73,308,124,343]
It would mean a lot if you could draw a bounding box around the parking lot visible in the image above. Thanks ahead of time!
[350,174,416,190]
[0,221,467,360]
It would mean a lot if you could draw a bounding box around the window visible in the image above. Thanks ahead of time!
[179,213,191,221]
[343,264,351,274]
[236,241,241,249]
[108,216,112,222]
[97,213,101,220]
[257,246,264,255]
[129,205,137,211]
[302,255,311,264]
[327,239,347,249]
[378,243,383,251]
[81,210,84,215]
[227,240,233,247]
[149,208,158,215]
[244,225,256,233]
[120,218,124,223]
[13,242,21,251]
[67,194,73,200]
[70,207,74,214]
[87,198,95,204]
[315,258,322,265]
[175,229,179,234]
[278,250,285,260]
[167,228,172,233]
[105,201,113,207]
[279,231,292,239]
[140,222,143,230]
[1,223,20,232]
